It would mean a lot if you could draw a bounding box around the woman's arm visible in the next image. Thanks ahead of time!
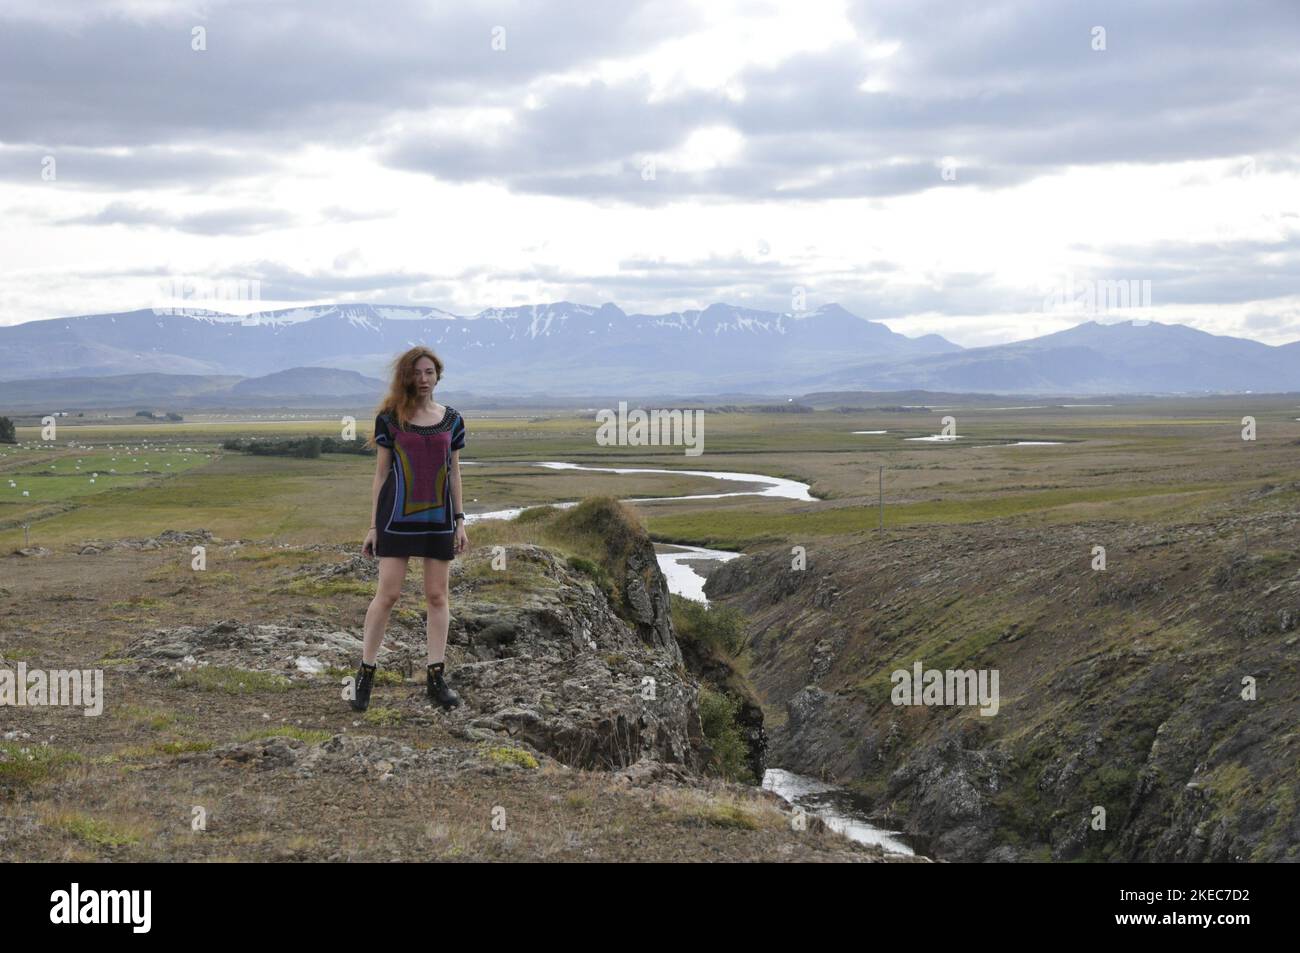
[371,446,391,528]
[449,448,463,517]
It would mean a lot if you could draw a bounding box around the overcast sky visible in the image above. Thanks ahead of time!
[2,0,1299,346]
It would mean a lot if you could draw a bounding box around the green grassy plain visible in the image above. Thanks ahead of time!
[4,395,1296,552]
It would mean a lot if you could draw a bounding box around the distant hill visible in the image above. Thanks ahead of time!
[0,301,955,394]
[0,368,386,411]
[804,320,1300,395]
[226,367,385,399]
[0,302,1295,396]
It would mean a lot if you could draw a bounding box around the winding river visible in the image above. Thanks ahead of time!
[462,460,813,606]
[762,769,920,856]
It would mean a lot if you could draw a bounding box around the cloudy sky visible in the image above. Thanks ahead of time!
[2,0,1299,346]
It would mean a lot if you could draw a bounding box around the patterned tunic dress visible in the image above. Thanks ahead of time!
[372,406,466,559]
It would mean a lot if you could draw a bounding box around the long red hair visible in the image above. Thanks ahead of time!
[366,346,445,448]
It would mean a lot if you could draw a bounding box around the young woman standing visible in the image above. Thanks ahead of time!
[354,346,468,711]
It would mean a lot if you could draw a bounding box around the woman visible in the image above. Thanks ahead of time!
[353,346,469,712]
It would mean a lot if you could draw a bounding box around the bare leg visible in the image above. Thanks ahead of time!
[363,556,408,663]
[423,557,451,665]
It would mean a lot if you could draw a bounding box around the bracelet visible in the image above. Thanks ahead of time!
[454,512,465,521]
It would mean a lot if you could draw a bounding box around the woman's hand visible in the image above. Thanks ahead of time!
[363,528,377,558]
[454,522,469,555]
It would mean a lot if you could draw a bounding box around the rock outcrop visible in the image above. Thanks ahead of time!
[123,541,709,774]
[77,528,220,555]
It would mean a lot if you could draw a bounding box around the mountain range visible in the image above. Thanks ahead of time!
[0,301,1296,399]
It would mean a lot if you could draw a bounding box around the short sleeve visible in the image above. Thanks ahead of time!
[450,412,466,452]
[373,413,393,449]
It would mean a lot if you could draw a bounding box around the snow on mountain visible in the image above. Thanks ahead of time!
[4,300,1291,395]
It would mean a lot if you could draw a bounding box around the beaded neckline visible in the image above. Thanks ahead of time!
[390,408,456,432]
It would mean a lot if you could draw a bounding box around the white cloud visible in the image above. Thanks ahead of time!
[1,0,1298,347]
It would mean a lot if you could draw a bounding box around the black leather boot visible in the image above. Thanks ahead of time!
[426,661,461,709]
[350,660,376,712]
